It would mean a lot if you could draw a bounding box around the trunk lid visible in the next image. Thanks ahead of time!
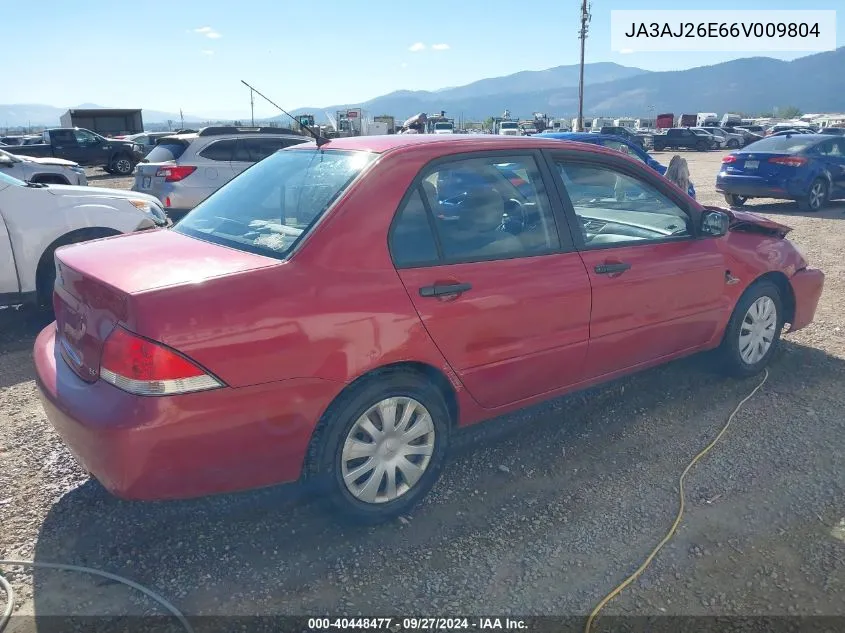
[723,151,795,179]
[52,230,280,382]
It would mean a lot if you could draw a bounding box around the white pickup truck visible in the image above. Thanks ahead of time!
[0,170,168,310]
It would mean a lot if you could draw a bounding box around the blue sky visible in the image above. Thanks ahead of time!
[4,0,841,118]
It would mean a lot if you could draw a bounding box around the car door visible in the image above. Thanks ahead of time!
[50,129,85,163]
[815,138,845,197]
[73,129,109,164]
[547,152,727,379]
[391,152,592,409]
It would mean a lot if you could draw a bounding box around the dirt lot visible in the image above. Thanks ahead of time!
[1,152,843,629]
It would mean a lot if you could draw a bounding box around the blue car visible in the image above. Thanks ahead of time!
[538,132,697,199]
[716,133,845,211]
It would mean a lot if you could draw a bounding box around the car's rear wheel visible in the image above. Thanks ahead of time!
[697,140,709,151]
[798,178,828,212]
[724,193,748,207]
[717,280,783,377]
[308,370,451,524]
[111,154,134,176]
[727,139,740,148]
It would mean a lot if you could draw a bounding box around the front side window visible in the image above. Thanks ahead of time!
[418,155,560,262]
[73,130,99,145]
[555,161,692,246]
[175,149,376,260]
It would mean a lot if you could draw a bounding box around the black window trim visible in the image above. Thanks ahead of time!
[387,149,576,270]
[540,148,703,253]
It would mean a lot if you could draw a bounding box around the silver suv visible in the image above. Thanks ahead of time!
[132,127,309,218]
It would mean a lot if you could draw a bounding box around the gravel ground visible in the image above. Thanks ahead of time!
[1,152,844,629]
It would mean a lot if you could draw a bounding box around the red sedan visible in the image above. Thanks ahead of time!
[34,135,824,523]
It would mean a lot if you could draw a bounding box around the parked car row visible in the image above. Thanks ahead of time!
[0,149,87,185]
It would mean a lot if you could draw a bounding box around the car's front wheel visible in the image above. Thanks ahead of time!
[724,193,748,207]
[727,139,740,148]
[798,178,828,212]
[697,140,709,151]
[717,280,783,377]
[308,370,451,523]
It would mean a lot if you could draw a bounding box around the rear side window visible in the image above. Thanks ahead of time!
[745,136,818,152]
[145,141,188,163]
[390,190,439,267]
[199,139,237,162]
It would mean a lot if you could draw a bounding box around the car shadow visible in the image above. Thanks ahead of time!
[22,338,845,628]
[737,199,845,218]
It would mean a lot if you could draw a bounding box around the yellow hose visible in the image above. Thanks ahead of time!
[585,368,769,633]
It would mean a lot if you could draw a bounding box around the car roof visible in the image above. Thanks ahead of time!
[290,133,620,156]
[539,132,634,144]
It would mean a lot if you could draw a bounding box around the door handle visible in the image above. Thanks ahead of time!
[419,282,472,297]
[594,262,631,275]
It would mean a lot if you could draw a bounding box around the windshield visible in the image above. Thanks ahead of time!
[500,122,518,129]
[743,135,818,152]
[144,140,189,163]
[0,169,25,187]
[174,148,377,260]
[434,123,453,129]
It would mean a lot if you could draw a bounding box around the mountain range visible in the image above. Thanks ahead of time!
[3,48,844,129]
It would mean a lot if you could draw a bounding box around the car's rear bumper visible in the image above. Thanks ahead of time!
[716,174,794,199]
[34,325,343,501]
[789,267,824,332]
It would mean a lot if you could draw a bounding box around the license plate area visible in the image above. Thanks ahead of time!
[744,160,759,170]
[142,176,151,188]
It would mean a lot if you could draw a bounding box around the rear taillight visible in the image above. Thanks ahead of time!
[721,155,738,164]
[99,327,223,396]
[155,165,197,182]
[768,156,807,167]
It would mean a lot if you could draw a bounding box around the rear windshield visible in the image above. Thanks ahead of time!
[174,149,377,260]
[743,136,818,152]
[144,140,188,163]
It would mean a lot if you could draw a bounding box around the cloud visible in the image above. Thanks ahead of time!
[431,43,450,50]
[201,49,214,56]
[408,42,426,52]
[193,26,222,39]
[401,62,408,68]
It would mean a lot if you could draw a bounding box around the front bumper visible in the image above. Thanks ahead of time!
[788,267,824,332]
[33,325,342,500]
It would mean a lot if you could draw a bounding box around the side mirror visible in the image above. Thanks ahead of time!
[701,210,730,237]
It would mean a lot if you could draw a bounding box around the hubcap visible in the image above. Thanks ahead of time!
[341,397,435,504]
[809,183,824,209]
[739,296,777,364]
[117,159,131,174]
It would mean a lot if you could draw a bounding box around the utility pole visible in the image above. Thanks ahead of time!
[577,0,591,132]
[250,88,255,126]
[179,109,184,130]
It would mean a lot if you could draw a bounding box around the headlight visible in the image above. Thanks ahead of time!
[128,199,168,226]
[133,144,143,152]
[70,166,86,174]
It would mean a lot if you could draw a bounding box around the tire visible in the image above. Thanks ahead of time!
[697,140,709,151]
[798,178,828,212]
[36,229,121,312]
[727,139,740,149]
[307,370,451,524]
[111,154,134,175]
[717,280,783,378]
[724,193,748,207]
